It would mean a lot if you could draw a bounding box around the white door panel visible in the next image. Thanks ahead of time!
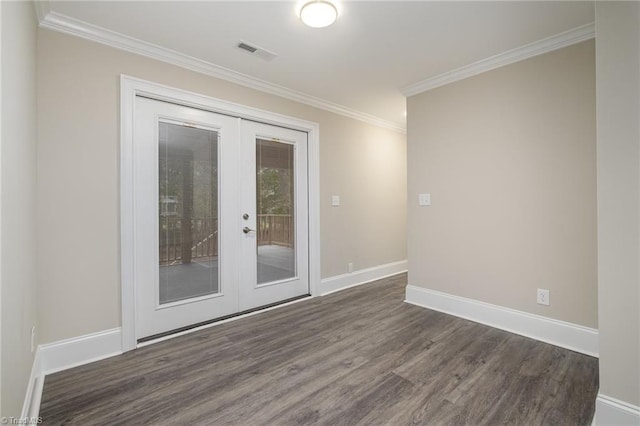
[239,121,309,311]
[135,97,239,339]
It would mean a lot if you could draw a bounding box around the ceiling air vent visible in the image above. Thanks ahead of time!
[236,41,277,62]
[238,42,257,53]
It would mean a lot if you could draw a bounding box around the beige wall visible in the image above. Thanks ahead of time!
[595,2,640,407]
[36,29,407,344]
[407,41,597,328]
[1,1,38,417]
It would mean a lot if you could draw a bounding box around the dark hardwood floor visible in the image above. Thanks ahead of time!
[40,273,598,425]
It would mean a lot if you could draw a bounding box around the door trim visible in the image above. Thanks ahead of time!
[120,75,321,352]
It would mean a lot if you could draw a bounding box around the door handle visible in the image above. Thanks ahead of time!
[243,226,256,234]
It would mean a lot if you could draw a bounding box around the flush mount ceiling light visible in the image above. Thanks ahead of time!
[300,0,338,28]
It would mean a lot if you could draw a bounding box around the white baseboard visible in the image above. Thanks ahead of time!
[20,350,42,420]
[320,260,408,296]
[405,285,599,357]
[21,328,123,420]
[37,327,122,376]
[595,394,640,425]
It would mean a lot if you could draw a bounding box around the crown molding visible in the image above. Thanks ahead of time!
[33,0,50,23]
[37,10,406,134]
[401,22,595,97]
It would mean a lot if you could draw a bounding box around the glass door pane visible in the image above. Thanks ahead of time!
[256,138,296,284]
[158,122,219,304]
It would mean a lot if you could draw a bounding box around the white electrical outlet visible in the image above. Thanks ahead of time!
[331,195,340,206]
[347,262,354,273]
[31,326,36,353]
[537,288,550,306]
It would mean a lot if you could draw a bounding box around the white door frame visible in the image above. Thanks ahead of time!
[120,75,321,352]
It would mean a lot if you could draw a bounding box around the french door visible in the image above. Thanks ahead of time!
[134,97,309,340]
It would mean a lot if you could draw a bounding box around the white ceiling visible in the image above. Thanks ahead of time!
[46,1,595,129]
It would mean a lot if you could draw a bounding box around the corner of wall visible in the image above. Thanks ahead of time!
[1,0,40,418]
[0,0,4,416]
[595,0,640,411]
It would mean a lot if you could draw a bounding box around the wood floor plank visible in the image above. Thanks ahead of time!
[39,273,598,425]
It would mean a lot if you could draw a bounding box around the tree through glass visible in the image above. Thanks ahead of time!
[256,138,296,284]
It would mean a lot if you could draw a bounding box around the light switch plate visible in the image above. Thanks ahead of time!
[418,193,431,206]
[331,195,340,206]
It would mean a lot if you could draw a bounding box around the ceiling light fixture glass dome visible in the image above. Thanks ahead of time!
[300,1,338,28]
